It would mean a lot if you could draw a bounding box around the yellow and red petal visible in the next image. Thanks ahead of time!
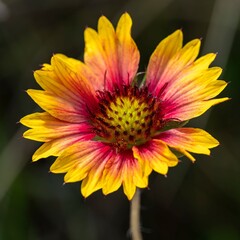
[163,67,223,102]
[35,59,94,103]
[156,54,219,102]
[26,89,87,123]
[50,141,113,198]
[102,150,147,200]
[97,15,119,87]
[116,13,140,86]
[50,141,146,199]
[34,54,98,118]
[84,13,139,90]
[133,139,178,176]
[32,134,86,161]
[146,30,183,90]
[162,97,228,122]
[50,141,112,190]
[51,54,97,106]
[122,154,148,200]
[160,63,228,121]
[158,128,219,162]
[20,112,93,142]
[147,33,200,95]
[101,154,123,196]
[146,31,228,121]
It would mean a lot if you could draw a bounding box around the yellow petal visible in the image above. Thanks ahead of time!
[20,112,91,142]
[123,177,136,201]
[84,27,109,88]
[155,39,201,94]
[122,155,147,200]
[164,97,229,121]
[27,89,85,123]
[98,15,118,82]
[158,128,220,162]
[102,154,124,196]
[116,12,140,84]
[50,141,113,198]
[84,13,139,90]
[102,151,147,198]
[51,54,96,100]
[50,141,111,175]
[34,54,97,106]
[146,31,228,121]
[81,161,106,198]
[79,143,114,197]
[161,60,222,102]
[133,139,178,175]
[32,135,82,161]
[84,27,106,65]
[169,38,201,69]
[146,30,183,89]
[34,66,62,95]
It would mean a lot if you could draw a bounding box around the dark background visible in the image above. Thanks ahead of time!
[0,0,240,239]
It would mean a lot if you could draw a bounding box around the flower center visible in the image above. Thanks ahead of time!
[91,85,164,150]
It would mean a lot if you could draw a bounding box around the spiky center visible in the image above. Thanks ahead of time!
[92,85,164,151]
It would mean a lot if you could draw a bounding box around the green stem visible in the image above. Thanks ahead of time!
[130,188,142,240]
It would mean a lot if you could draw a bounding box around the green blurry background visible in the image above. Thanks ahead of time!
[0,0,239,239]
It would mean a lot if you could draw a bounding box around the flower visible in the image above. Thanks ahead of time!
[20,13,228,200]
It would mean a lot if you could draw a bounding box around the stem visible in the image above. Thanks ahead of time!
[130,188,142,240]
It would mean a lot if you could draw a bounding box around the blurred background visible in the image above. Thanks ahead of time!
[0,0,240,239]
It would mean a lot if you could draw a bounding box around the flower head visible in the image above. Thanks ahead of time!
[21,13,228,200]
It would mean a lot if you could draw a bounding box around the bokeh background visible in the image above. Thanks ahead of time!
[0,0,240,239]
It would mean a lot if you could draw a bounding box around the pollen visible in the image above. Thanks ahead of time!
[91,85,164,150]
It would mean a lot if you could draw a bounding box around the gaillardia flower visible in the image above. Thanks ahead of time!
[21,13,228,200]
